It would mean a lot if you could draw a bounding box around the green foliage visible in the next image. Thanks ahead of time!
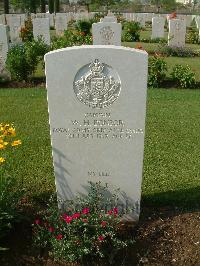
[0,175,23,241]
[122,21,141,42]
[51,29,92,50]
[75,20,92,35]
[33,182,134,263]
[6,39,49,81]
[171,64,196,88]
[158,45,199,57]
[10,0,40,13]
[6,44,32,82]
[148,55,168,88]
[186,30,200,45]
[20,17,33,42]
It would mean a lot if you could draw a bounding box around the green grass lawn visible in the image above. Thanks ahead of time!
[0,88,199,207]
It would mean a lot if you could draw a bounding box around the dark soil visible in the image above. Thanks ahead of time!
[0,206,199,266]
[0,78,46,88]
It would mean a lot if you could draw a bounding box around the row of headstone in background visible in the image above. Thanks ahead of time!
[0,12,199,64]
[151,16,187,47]
[1,12,199,28]
[92,14,188,47]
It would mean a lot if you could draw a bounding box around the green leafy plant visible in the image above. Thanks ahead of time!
[171,64,196,88]
[186,29,200,44]
[148,55,168,88]
[20,17,33,42]
[51,29,92,50]
[0,123,23,250]
[75,20,92,36]
[6,39,49,81]
[33,182,134,264]
[122,21,141,42]
[158,45,198,57]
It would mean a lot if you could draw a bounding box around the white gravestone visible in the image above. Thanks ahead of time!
[100,15,117,23]
[151,17,165,39]
[92,22,121,46]
[45,45,148,221]
[33,18,50,45]
[0,25,9,69]
[186,15,193,27]
[195,16,200,29]
[47,13,55,28]
[9,15,22,43]
[55,15,68,35]
[168,19,186,47]
[0,14,6,25]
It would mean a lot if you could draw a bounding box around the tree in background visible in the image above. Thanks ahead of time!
[54,0,60,13]
[49,0,54,13]
[10,0,40,13]
[151,0,177,12]
[40,0,46,12]
[77,0,91,12]
[4,0,9,14]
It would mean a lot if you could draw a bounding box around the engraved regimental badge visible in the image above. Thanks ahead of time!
[74,59,121,109]
[100,26,114,45]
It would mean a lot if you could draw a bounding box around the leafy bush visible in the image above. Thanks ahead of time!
[20,17,33,42]
[122,21,141,42]
[171,64,196,88]
[0,123,23,250]
[75,20,92,35]
[186,30,200,44]
[33,182,134,264]
[158,45,198,57]
[51,29,92,50]
[6,39,49,81]
[148,55,167,88]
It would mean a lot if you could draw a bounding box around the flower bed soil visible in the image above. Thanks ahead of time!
[0,206,199,266]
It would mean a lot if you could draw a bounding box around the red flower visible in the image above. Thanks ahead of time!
[72,212,81,219]
[113,207,118,215]
[65,216,72,224]
[101,221,107,228]
[56,234,63,240]
[98,236,104,241]
[49,227,54,233]
[107,210,113,215]
[34,219,40,225]
[62,214,72,224]
[82,208,89,215]
[82,218,88,223]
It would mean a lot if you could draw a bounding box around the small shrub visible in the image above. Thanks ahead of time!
[148,55,167,88]
[0,123,23,250]
[158,45,198,57]
[75,20,92,35]
[51,29,92,50]
[171,64,196,88]
[33,182,134,264]
[6,44,31,81]
[186,30,200,44]
[20,17,33,42]
[6,39,49,81]
[122,21,141,42]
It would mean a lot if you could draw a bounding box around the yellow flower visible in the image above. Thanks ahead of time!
[0,143,5,150]
[11,140,22,147]
[0,157,5,164]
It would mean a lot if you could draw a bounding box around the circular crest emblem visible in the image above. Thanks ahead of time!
[73,59,121,109]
